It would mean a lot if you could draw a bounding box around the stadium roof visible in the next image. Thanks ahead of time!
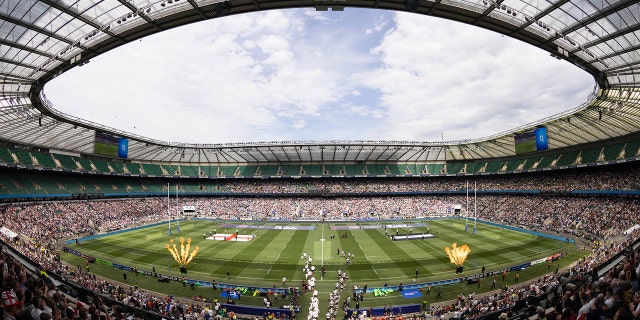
[1,0,640,164]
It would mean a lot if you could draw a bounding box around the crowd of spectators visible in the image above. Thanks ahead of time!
[430,227,640,320]
[182,195,638,243]
[0,163,638,320]
[1,194,637,246]
[202,163,640,193]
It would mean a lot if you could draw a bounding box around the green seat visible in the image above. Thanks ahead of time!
[236,165,258,177]
[180,165,200,177]
[141,163,163,176]
[253,165,274,176]
[12,149,34,165]
[555,150,580,167]
[446,162,464,174]
[75,158,94,171]
[108,161,126,174]
[53,154,79,170]
[280,165,300,176]
[32,152,57,168]
[324,164,344,175]
[624,139,640,159]
[304,164,323,176]
[0,148,15,164]
[536,155,557,169]
[505,159,526,172]
[92,159,112,173]
[343,164,365,175]
[522,156,543,170]
[124,163,142,175]
[199,165,216,177]
[603,142,626,161]
[364,164,384,175]
[426,163,445,175]
[162,164,179,176]
[218,166,236,176]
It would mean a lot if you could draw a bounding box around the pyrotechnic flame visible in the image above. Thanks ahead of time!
[445,243,471,266]
[166,237,200,267]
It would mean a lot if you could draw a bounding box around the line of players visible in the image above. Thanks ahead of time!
[327,270,350,320]
[300,251,353,320]
[302,252,320,320]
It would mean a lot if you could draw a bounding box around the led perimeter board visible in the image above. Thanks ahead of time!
[514,127,549,155]
[94,131,129,158]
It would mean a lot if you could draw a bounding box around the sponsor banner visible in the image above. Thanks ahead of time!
[273,225,316,230]
[391,233,434,241]
[360,225,383,229]
[330,225,361,230]
[531,257,548,265]
[113,263,133,272]
[221,224,296,230]
[139,270,152,276]
[221,291,241,299]
[216,284,296,295]
[95,258,112,266]
[508,262,531,271]
[64,247,82,257]
[401,289,423,299]
[386,224,414,228]
[188,280,212,288]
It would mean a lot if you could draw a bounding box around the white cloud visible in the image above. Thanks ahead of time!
[343,103,386,119]
[303,10,330,22]
[292,119,307,130]
[366,14,390,34]
[45,9,593,144]
[355,12,593,141]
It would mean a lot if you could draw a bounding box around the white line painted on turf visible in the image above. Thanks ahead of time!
[354,237,378,276]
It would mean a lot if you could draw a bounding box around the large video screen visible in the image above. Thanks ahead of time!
[514,127,548,155]
[94,131,128,158]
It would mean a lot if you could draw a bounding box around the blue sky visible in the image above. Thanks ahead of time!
[45,9,594,144]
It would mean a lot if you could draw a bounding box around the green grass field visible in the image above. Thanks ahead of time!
[65,218,582,316]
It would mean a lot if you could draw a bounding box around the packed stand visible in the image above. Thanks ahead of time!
[0,164,637,319]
